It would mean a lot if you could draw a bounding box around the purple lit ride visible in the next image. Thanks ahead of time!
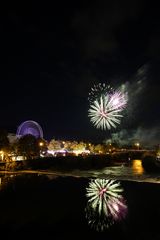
[16,120,43,139]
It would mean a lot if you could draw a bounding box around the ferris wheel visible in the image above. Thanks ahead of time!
[16,120,43,139]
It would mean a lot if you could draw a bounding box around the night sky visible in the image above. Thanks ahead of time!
[0,1,160,145]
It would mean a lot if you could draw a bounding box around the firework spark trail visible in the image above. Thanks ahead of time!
[109,90,128,111]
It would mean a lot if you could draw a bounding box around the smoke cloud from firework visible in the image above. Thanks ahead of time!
[105,127,160,148]
[104,64,160,148]
[119,64,147,124]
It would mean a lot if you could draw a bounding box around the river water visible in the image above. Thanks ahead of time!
[75,159,160,183]
[0,160,160,239]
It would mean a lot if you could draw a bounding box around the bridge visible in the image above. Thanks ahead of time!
[111,149,156,162]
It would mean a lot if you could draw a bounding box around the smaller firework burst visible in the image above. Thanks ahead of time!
[88,83,113,103]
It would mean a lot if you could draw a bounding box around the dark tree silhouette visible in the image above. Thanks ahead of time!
[0,129,9,151]
[18,134,40,159]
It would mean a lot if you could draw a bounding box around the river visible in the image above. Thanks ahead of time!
[0,159,160,239]
[2,159,159,183]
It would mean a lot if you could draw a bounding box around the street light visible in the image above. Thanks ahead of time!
[39,142,44,147]
[0,151,4,161]
[135,142,140,150]
[39,142,45,157]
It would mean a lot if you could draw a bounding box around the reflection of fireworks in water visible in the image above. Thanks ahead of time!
[86,179,124,216]
[107,196,127,221]
[85,204,114,232]
[88,83,113,103]
[86,178,127,231]
[88,95,123,130]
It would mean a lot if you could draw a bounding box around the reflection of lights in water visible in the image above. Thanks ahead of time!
[86,178,128,231]
[0,174,17,190]
[132,160,144,175]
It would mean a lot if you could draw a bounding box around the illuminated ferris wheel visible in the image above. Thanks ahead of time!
[16,120,43,139]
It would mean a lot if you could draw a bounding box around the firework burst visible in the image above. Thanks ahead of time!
[88,85,128,130]
[88,94,123,130]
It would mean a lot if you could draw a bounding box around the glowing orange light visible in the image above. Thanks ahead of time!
[39,142,44,147]
[132,160,144,175]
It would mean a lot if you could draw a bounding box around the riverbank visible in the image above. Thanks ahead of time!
[0,152,140,172]
[0,152,159,177]
[0,155,113,171]
[0,161,160,184]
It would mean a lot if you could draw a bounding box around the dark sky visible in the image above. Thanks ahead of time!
[0,1,160,144]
